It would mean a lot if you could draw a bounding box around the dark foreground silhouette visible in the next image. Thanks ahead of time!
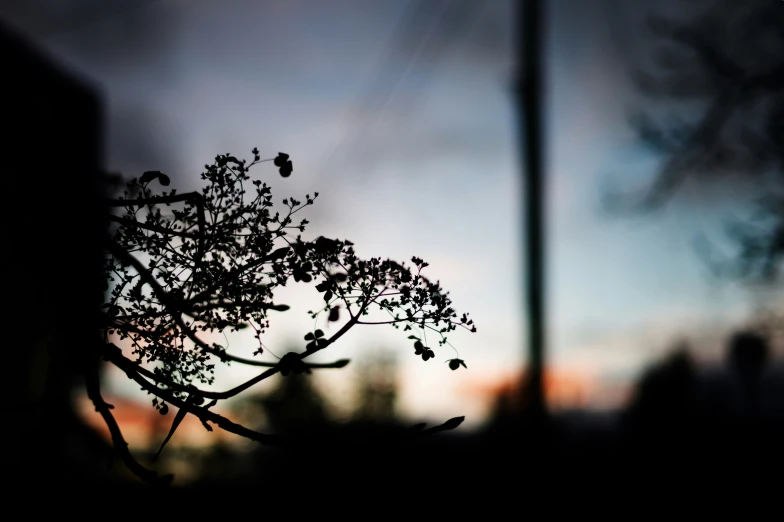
[172,331,784,498]
[3,13,783,508]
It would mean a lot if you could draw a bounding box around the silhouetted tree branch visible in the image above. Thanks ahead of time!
[100,149,476,483]
[84,360,173,485]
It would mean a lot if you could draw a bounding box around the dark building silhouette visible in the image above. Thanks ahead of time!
[1,20,116,488]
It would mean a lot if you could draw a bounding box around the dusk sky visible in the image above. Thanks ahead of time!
[3,0,776,429]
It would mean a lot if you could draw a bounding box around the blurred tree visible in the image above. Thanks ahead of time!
[623,348,698,432]
[353,353,399,423]
[257,369,331,435]
[100,149,475,484]
[613,0,784,283]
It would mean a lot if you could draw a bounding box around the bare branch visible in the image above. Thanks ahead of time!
[108,215,200,240]
[103,342,348,402]
[107,191,206,268]
[84,362,173,485]
[113,359,282,445]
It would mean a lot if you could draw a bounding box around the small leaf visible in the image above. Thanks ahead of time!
[279,160,293,178]
[140,170,170,186]
[328,306,340,322]
[447,358,467,371]
[159,404,169,415]
[140,171,158,184]
[440,416,465,431]
[268,246,290,260]
[268,304,290,312]
[314,329,324,338]
[304,332,315,341]
[274,152,290,167]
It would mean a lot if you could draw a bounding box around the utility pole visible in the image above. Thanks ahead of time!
[517,0,547,420]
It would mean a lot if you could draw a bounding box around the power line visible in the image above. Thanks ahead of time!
[351,0,489,174]
[314,0,447,181]
[317,0,489,183]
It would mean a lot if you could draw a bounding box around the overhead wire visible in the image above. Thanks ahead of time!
[350,0,489,176]
[314,0,448,182]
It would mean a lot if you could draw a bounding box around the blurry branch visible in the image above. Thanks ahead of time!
[608,0,784,212]
[606,0,784,284]
[608,95,735,211]
[695,198,784,283]
[652,16,784,93]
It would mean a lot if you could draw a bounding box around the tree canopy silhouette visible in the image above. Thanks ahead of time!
[612,0,784,283]
[98,149,475,484]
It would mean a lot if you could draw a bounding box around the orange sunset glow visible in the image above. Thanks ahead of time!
[74,393,241,451]
[462,367,631,413]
